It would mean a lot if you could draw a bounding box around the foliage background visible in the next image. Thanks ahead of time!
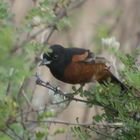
[0,0,140,139]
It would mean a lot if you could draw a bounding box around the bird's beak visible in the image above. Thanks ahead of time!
[38,58,52,66]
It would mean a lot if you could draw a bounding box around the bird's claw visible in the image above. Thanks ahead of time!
[35,73,46,85]
[36,78,43,85]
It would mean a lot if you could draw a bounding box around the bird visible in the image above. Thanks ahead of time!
[39,44,127,93]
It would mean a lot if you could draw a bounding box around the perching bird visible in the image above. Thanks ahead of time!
[39,44,127,92]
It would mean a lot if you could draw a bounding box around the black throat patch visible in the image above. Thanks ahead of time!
[49,51,72,81]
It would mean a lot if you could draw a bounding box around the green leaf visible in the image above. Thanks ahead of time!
[36,131,45,139]
[93,115,103,122]
[54,128,65,135]
[0,1,9,19]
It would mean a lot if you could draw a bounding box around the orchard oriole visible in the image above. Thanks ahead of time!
[39,44,127,92]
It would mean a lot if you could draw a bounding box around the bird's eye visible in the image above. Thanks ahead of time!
[53,54,59,60]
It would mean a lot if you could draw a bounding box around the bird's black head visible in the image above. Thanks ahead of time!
[39,44,67,80]
[40,44,65,68]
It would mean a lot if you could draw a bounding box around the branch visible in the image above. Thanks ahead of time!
[25,118,122,139]
[6,81,11,96]
[26,118,124,128]
[0,130,15,140]
[12,0,87,54]
[35,74,119,114]
[87,127,117,139]
[15,0,87,101]
[21,90,34,110]
[7,125,23,140]
[68,0,87,10]
[35,74,91,104]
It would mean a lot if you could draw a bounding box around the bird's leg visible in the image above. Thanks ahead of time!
[63,84,85,98]
[79,83,85,90]
[72,83,85,95]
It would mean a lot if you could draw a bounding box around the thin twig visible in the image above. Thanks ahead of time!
[21,90,33,109]
[87,126,117,139]
[7,125,23,140]
[35,75,119,113]
[11,25,48,53]
[72,84,85,95]
[12,0,87,54]
[43,26,56,45]
[16,0,87,102]
[0,130,15,140]
[35,75,90,103]
[36,25,57,57]
[25,119,123,128]
[6,81,11,96]
[68,0,87,10]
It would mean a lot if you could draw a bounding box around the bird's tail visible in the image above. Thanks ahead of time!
[94,56,128,94]
[110,73,128,94]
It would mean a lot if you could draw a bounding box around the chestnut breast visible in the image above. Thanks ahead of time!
[63,62,111,84]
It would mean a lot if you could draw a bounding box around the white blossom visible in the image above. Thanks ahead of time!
[32,16,41,26]
[101,37,120,50]
[101,37,121,78]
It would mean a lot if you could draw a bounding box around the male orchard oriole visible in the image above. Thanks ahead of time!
[39,44,127,93]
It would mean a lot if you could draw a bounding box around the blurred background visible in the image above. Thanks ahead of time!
[3,0,140,139]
